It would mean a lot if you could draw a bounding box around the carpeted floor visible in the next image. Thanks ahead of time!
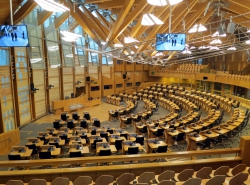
[0,97,249,170]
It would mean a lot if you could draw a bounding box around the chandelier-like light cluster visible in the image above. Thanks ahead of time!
[124,37,139,43]
[227,46,236,51]
[60,31,82,42]
[147,0,183,6]
[188,24,207,33]
[210,39,222,45]
[34,0,69,12]
[141,14,163,26]
[212,31,226,37]
[209,46,219,50]
[246,40,250,44]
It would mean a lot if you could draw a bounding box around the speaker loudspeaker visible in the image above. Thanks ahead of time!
[217,26,225,35]
[123,74,126,79]
[86,76,90,82]
[227,22,236,34]
[30,83,34,90]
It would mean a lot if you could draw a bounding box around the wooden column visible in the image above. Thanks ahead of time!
[239,136,250,166]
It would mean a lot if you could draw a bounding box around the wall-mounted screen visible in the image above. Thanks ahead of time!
[156,33,186,51]
[0,25,29,47]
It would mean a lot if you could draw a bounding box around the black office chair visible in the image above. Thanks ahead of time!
[39,151,52,159]
[99,149,111,156]
[124,118,132,127]
[91,139,102,150]
[25,144,38,156]
[59,135,69,144]
[91,130,96,135]
[153,145,168,153]
[135,115,142,122]
[53,121,61,130]
[69,151,82,158]
[127,146,139,154]
[107,129,114,134]
[8,154,21,160]
[135,137,144,145]
[197,138,211,149]
[153,128,165,137]
[112,111,119,121]
[139,126,148,134]
[172,132,185,143]
[120,133,128,140]
[80,119,88,129]
[67,120,75,129]
[100,132,109,142]
[61,113,68,121]
[72,113,80,121]
[211,134,225,148]
[93,120,101,127]
[115,139,123,150]
[84,113,91,120]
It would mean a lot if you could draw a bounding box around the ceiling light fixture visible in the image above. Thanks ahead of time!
[227,46,236,51]
[182,49,192,54]
[188,24,207,33]
[247,29,250,33]
[34,0,69,12]
[210,39,222,45]
[246,40,250,44]
[147,0,167,6]
[209,46,219,50]
[141,14,163,26]
[212,31,226,37]
[124,37,139,43]
[190,46,196,49]
[114,43,124,48]
[155,52,164,57]
[101,41,106,45]
[198,46,208,50]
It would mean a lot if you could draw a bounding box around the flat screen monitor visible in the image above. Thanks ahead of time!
[156,33,186,51]
[0,25,29,47]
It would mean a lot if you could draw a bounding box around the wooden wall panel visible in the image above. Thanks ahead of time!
[0,67,16,132]
[0,129,20,155]
[14,48,31,126]
[33,69,46,117]
[48,68,60,104]
[63,67,73,98]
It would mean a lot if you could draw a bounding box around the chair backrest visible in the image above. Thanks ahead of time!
[25,144,36,150]
[157,145,168,153]
[214,166,229,176]
[158,170,175,182]
[182,178,201,185]
[205,175,226,185]
[135,137,144,145]
[116,173,135,185]
[39,151,51,159]
[138,172,155,183]
[177,169,194,181]
[115,139,123,150]
[128,146,139,154]
[196,167,212,179]
[229,173,248,185]
[6,180,24,185]
[73,176,92,185]
[8,154,21,160]
[28,179,47,185]
[84,114,90,120]
[51,177,70,185]
[99,149,111,156]
[69,151,82,158]
[95,175,114,185]
[231,164,247,176]
[158,180,175,185]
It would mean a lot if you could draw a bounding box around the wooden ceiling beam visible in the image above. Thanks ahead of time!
[54,12,70,29]
[37,10,52,26]
[228,0,250,11]
[110,0,148,41]
[12,0,37,24]
[85,0,112,3]
[64,0,99,42]
[225,5,250,20]
[105,0,135,45]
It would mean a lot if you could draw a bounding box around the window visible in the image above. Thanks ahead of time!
[117,60,123,65]
[135,82,141,87]
[116,84,123,88]
[126,83,132,87]
[0,49,10,66]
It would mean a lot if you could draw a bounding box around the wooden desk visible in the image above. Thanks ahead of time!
[9,147,33,160]
[96,144,117,155]
[122,143,144,154]
[69,138,86,145]
[26,140,44,147]
[212,128,230,135]
[129,135,143,142]
[48,139,65,146]
[40,147,61,157]
[188,135,207,151]
[109,137,126,144]
[89,138,107,144]
[165,130,180,146]
[201,131,220,138]
[69,146,90,155]
[147,141,167,153]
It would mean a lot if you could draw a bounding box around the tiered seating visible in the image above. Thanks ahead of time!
[1,164,250,185]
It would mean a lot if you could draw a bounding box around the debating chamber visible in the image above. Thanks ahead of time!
[0,0,250,184]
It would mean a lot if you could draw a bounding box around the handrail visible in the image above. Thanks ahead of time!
[0,148,240,168]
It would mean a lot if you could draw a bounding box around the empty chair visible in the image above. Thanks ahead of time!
[53,121,61,130]
[8,154,21,160]
[51,177,70,185]
[100,132,109,142]
[61,113,68,121]
[127,146,139,154]
[227,164,246,176]
[28,179,47,185]
[25,144,38,156]
[67,120,75,129]
[115,139,123,150]
[176,178,201,185]
[158,180,176,185]
[72,113,80,121]
[124,118,133,127]
[153,145,168,153]
[193,167,212,179]
[135,136,144,145]
[95,175,114,185]
[73,176,92,185]
[6,180,24,185]
[224,173,248,185]
[116,173,135,185]
[210,166,229,178]
[174,169,194,182]
[153,128,165,137]
[93,120,101,127]
[69,151,82,158]
[80,119,88,128]
[99,149,111,156]
[155,170,175,183]
[201,175,226,185]
[135,172,155,184]
[39,151,52,159]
